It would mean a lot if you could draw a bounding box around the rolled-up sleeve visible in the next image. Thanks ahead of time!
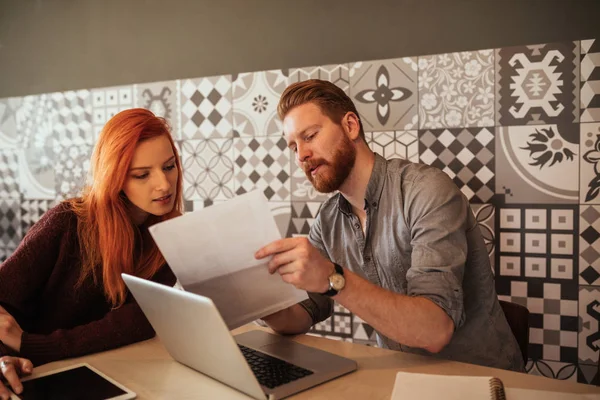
[296,215,333,325]
[404,168,468,329]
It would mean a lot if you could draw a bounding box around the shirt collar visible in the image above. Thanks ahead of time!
[337,153,387,215]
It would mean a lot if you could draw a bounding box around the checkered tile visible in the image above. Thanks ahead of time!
[580,205,600,285]
[0,198,21,249]
[309,300,354,340]
[497,279,578,363]
[419,127,494,202]
[180,76,233,139]
[233,137,291,201]
[0,150,19,198]
[21,200,55,237]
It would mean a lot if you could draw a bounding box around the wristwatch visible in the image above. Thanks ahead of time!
[323,263,345,297]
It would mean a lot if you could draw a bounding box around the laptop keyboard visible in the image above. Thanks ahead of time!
[238,344,314,389]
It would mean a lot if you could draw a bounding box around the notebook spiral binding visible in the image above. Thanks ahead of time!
[489,377,506,400]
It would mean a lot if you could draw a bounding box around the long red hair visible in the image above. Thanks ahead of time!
[68,108,183,307]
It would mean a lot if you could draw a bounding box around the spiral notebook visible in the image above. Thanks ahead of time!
[391,372,599,399]
[391,372,506,400]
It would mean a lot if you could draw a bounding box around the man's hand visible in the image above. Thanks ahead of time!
[0,306,23,353]
[255,237,334,293]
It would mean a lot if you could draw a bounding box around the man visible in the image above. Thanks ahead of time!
[254,79,524,371]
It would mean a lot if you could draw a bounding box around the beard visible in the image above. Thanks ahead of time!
[303,134,356,193]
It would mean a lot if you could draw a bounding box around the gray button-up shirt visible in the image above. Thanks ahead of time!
[300,154,524,371]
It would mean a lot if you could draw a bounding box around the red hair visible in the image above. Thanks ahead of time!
[68,108,183,307]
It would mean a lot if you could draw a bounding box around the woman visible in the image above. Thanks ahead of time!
[0,108,183,397]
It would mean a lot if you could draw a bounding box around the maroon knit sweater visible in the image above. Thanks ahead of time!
[0,202,176,366]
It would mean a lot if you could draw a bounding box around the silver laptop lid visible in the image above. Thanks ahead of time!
[121,274,266,400]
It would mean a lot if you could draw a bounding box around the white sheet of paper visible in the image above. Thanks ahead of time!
[148,190,308,329]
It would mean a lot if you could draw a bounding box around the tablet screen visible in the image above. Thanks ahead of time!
[17,365,130,400]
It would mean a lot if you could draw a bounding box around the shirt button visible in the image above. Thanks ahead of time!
[372,202,377,207]
[354,224,360,229]
[365,256,371,262]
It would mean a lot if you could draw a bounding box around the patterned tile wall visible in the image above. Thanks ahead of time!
[1,38,600,385]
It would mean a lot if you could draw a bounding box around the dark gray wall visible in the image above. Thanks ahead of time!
[0,0,598,97]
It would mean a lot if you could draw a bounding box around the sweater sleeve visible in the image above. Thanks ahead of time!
[19,265,176,366]
[0,203,72,323]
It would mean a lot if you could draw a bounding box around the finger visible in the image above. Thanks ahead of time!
[0,380,11,400]
[267,251,299,274]
[255,238,302,259]
[276,263,299,276]
[1,361,23,395]
[281,271,301,286]
[15,358,33,376]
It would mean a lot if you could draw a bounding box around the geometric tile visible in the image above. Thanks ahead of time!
[20,199,55,237]
[180,138,235,204]
[0,97,21,148]
[54,144,92,200]
[366,131,419,162]
[90,85,134,140]
[525,209,547,230]
[495,124,579,204]
[580,205,600,285]
[232,70,289,137]
[525,359,578,382]
[351,314,378,347]
[0,150,19,198]
[496,205,578,282]
[233,137,291,201]
[496,41,579,126]
[16,94,54,149]
[419,127,495,202]
[269,202,291,239]
[286,202,322,237]
[0,245,17,263]
[580,122,600,204]
[578,362,600,385]
[578,286,600,366]
[49,90,94,150]
[499,208,521,229]
[419,50,494,129]
[550,258,574,280]
[581,39,600,122]
[309,298,354,340]
[289,159,332,203]
[180,75,233,139]
[18,147,55,200]
[350,57,418,131]
[0,198,22,249]
[289,64,350,94]
[471,203,495,272]
[496,279,578,363]
[134,80,180,139]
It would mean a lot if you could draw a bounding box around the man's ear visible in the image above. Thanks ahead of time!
[343,111,361,141]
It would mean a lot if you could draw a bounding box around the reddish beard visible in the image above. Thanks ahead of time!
[303,134,356,193]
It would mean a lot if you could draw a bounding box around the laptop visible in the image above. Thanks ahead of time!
[122,274,357,400]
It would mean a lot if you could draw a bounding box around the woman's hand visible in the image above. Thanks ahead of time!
[0,356,33,399]
[0,307,23,353]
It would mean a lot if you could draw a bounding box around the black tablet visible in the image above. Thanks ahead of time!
[11,363,136,400]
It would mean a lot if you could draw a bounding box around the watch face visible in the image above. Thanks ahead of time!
[330,273,345,291]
